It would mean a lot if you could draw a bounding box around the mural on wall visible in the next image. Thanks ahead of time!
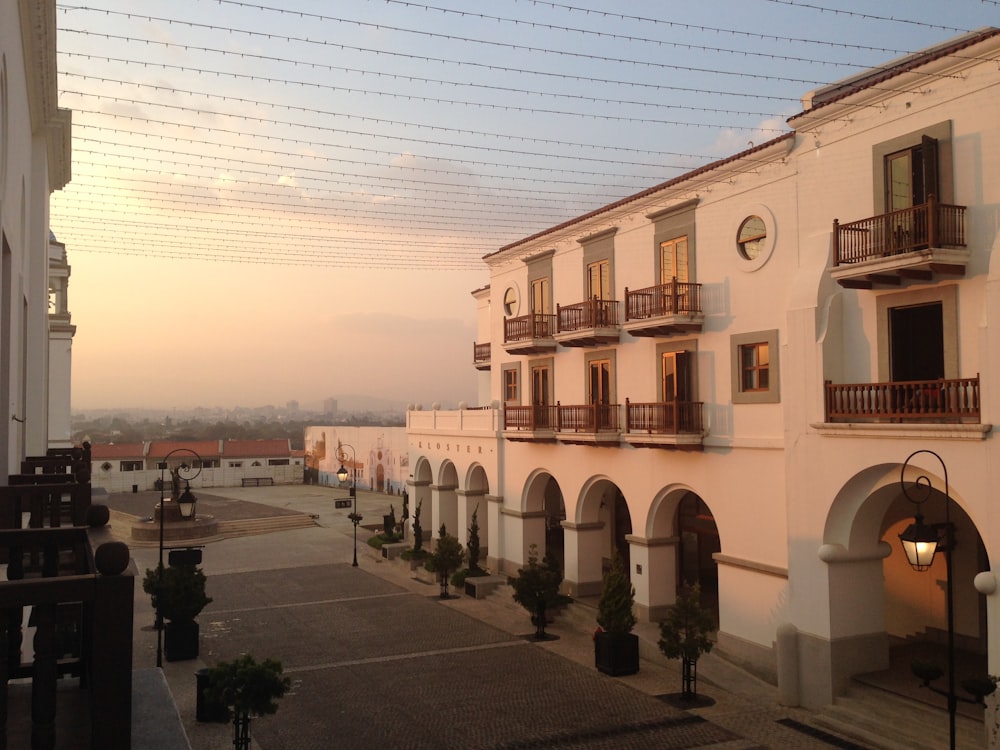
[304,426,409,494]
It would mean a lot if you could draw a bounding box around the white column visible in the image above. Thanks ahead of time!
[627,534,679,622]
[562,521,604,597]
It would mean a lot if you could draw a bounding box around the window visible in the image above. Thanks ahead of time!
[503,365,519,403]
[737,217,766,261]
[120,460,142,472]
[661,351,692,402]
[587,260,611,300]
[739,342,769,391]
[229,461,243,468]
[503,287,519,316]
[730,330,780,404]
[531,277,550,314]
[872,121,951,215]
[660,236,689,284]
[884,136,938,211]
[268,458,290,466]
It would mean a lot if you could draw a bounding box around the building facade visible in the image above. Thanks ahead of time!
[407,29,1000,710]
[90,439,305,493]
[0,0,72,475]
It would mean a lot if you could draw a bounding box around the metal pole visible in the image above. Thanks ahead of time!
[945,506,956,750]
[352,463,358,567]
[156,462,165,668]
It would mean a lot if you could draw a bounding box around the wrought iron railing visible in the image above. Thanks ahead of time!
[824,377,980,422]
[625,279,703,320]
[624,399,704,434]
[504,404,558,431]
[833,196,966,266]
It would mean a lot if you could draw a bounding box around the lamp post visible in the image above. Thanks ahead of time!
[336,444,362,567]
[898,449,956,750]
[155,448,202,668]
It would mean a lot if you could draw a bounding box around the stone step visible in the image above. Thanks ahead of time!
[215,514,317,537]
[813,682,984,750]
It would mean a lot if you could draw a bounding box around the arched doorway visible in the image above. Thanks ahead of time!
[819,462,990,702]
[676,491,720,621]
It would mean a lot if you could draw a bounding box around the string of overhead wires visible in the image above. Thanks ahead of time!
[50,0,999,271]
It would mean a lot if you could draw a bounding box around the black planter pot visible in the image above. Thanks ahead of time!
[165,619,200,662]
[594,631,639,676]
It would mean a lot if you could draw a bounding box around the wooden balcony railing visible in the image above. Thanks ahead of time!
[824,376,980,423]
[0,527,134,750]
[557,403,620,433]
[624,399,704,434]
[625,279,703,320]
[504,404,559,431]
[833,196,966,266]
[556,299,620,332]
[473,342,491,364]
[504,313,556,343]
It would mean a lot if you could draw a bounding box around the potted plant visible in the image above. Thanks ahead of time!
[594,550,639,675]
[510,544,565,640]
[658,583,716,702]
[205,654,290,750]
[142,563,212,661]
[427,524,465,598]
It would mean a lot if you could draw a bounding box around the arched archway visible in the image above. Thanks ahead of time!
[563,477,631,598]
[521,471,563,567]
[640,486,721,623]
[816,461,989,701]
[433,461,459,545]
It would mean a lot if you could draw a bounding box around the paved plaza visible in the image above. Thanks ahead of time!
[109,484,973,750]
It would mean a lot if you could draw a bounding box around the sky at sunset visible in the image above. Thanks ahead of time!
[50,1,999,410]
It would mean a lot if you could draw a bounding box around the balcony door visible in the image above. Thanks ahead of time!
[531,277,550,314]
[531,365,551,428]
[885,135,938,211]
[587,259,610,300]
[890,302,943,381]
[589,359,611,428]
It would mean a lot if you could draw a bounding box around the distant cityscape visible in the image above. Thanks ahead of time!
[71,396,409,449]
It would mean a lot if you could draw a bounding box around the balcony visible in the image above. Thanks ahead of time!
[556,403,621,446]
[553,299,621,347]
[503,313,557,355]
[623,279,704,337]
[473,342,491,370]
[824,377,980,423]
[503,405,558,442]
[831,197,968,289]
[622,399,705,449]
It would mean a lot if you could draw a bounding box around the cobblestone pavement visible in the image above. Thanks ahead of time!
[123,486,877,750]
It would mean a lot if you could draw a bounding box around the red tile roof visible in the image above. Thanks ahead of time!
[91,443,146,459]
[222,439,292,458]
[147,440,222,459]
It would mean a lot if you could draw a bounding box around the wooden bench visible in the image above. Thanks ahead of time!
[241,477,274,487]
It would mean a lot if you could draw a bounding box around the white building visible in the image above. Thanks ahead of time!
[408,28,1000,714]
[0,0,72,475]
[90,439,304,493]
[47,232,75,449]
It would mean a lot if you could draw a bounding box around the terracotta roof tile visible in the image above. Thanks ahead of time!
[147,440,221,459]
[222,439,292,458]
[91,443,146,459]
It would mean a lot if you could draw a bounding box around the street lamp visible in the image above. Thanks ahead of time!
[898,449,956,750]
[155,448,202,668]
[336,444,362,567]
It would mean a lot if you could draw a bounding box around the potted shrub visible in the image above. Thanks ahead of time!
[594,550,639,676]
[142,563,212,661]
[658,583,716,702]
[510,544,565,640]
[427,524,465,598]
[206,654,290,750]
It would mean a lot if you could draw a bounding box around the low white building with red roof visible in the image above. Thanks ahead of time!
[90,439,303,493]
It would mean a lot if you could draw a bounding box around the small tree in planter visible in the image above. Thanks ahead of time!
[206,654,290,750]
[594,550,639,675]
[427,524,465,598]
[467,505,483,574]
[510,544,565,640]
[658,583,716,703]
[142,563,212,661]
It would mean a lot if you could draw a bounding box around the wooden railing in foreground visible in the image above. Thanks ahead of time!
[824,377,980,422]
[0,527,134,750]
